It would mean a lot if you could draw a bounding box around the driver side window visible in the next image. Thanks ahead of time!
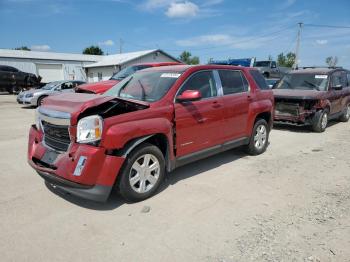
[179,71,217,99]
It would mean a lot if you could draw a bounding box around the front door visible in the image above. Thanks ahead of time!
[174,70,225,157]
[329,71,346,114]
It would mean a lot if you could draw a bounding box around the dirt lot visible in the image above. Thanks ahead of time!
[0,94,349,262]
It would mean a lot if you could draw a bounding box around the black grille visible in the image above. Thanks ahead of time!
[42,121,71,151]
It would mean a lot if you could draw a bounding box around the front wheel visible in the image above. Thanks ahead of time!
[117,143,165,202]
[312,109,328,132]
[244,119,269,155]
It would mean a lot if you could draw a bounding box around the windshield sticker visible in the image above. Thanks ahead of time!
[160,73,181,78]
[315,75,328,79]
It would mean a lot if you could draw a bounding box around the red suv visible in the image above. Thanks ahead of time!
[28,65,274,202]
[76,62,181,94]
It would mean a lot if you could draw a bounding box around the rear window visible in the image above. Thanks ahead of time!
[250,70,269,90]
[218,70,248,95]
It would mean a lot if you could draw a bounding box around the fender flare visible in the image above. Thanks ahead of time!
[115,134,154,157]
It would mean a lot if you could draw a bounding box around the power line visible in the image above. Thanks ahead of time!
[304,23,350,29]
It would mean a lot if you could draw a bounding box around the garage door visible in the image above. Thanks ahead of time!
[36,64,63,83]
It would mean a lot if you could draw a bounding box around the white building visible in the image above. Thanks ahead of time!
[84,49,180,82]
[0,49,179,83]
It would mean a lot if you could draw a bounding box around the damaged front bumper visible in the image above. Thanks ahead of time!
[28,125,125,202]
[274,100,318,125]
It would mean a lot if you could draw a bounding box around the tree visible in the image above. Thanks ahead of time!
[14,46,30,51]
[325,56,338,67]
[83,45,104,55]
[268,55,273,61]
[179,51,200,65]
[277,52,296,67]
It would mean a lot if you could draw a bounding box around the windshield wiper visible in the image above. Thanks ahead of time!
[303,80,319,90]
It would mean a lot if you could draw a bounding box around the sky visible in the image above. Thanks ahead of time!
[1,0,350,68]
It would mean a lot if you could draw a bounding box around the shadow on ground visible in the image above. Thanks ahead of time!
[45,148,247,211]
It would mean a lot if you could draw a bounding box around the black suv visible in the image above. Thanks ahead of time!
[0,65,41,94]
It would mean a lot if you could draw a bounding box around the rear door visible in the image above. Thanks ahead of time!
[174,70,225,157]
[217,69,250,140]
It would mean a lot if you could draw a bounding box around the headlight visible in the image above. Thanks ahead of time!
[77,115,103,143]
[26,93,34,98]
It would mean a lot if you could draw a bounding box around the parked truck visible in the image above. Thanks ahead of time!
[254,60,290,79]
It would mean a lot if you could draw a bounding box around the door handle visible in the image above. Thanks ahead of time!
[212,101,222,108]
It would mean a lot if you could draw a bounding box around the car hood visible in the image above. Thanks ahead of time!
[273,89,326,100]
[41,93,149,125]
[21,88,49,96]
[76,80,119,94]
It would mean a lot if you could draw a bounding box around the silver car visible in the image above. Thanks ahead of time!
[17,80,85,107]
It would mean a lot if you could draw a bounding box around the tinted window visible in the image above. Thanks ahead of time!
[250,70,269,90]
[179,71,217,99]
[0,66,16,72]
[332,71,347,87]
[347,73,350,86]
[271,61,277,68]
[218,70,247,95]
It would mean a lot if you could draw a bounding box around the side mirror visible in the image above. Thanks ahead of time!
[176,90,202,102]
[333,84,343,90]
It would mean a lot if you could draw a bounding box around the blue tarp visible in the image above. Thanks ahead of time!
[209,58,254,67]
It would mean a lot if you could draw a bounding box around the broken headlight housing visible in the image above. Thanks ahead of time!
[77,115,103,143]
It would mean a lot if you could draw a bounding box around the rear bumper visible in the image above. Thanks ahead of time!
[28,125,125,202]
[274,110,315,125]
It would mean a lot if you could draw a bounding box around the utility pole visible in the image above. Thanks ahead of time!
[119,38,124,54]
[293,22,303,70]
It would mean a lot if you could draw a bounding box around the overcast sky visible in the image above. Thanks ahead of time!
[1,0,350,68]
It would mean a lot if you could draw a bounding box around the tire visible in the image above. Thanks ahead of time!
[37,96,47,107]
[244,119,269,155]
[312,109,328,132]
[117,143,165,202]
[339,104,350,122]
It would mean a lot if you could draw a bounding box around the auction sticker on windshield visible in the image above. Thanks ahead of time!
[315,75,328,79]
[160,73,181,78]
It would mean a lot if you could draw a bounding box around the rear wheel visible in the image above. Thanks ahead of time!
[117,143,165,202]
[312,109,328,132]
[245,119,269,155]
[339,104,350,122]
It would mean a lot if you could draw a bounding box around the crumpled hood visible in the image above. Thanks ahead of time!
[76,80,119,94]
[41,93,149,125]
[273,89,326,100]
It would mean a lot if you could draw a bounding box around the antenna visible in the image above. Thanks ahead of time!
[293,22,303,69]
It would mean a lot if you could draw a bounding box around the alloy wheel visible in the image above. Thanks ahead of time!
[254,124,267,150]
[129,154,160,194]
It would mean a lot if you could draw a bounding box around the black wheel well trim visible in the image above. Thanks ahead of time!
[107,133,174,172]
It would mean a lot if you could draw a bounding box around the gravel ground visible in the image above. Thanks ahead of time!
[0,94,349,262]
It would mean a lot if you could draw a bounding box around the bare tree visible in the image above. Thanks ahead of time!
[325,56,338,67]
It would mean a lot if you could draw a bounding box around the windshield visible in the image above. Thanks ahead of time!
[105,71,181,102]
[275,73,329,91]
[41,81,61,90]
[255,61,271,67]
[110,65,151,80]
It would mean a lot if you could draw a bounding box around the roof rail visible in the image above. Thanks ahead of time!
[300,66,343,69]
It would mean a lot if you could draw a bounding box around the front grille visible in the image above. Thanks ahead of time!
[42,121,71,152]
[275,102,300,116]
